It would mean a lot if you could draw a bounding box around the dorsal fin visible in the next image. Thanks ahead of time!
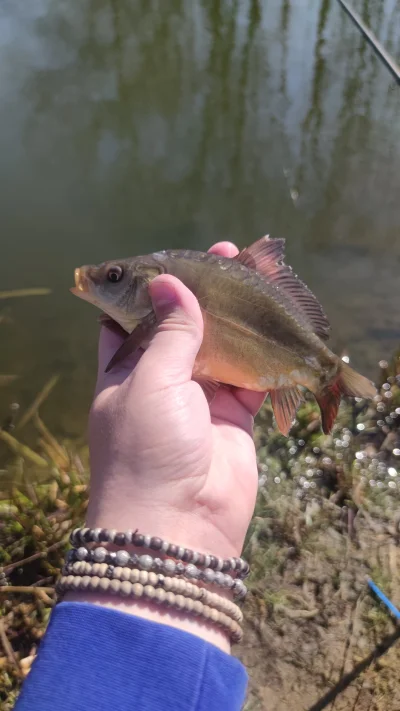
[236,236,330,341]
[236,235,286,272]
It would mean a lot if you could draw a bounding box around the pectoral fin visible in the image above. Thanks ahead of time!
[98,313,127,338]
[193,377,221,405]
[105,312,157,373]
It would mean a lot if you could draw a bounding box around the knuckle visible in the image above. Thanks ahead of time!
[158,314,200,340]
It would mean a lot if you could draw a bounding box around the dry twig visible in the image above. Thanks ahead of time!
[17,375,60,431]
[0,288,51,299]
[0,617,21,673]
[0,430,48,468]
[3,540,65,575]
[0,586,55,596]
[33,414,69,468]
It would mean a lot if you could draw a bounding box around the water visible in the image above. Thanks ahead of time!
[0,0,399,437]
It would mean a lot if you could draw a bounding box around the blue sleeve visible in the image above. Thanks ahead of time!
[14,602,248,711]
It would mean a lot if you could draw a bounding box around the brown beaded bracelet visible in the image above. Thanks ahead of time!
[62,561,243,624]
[70,527,250,579]
[57,574,243,643]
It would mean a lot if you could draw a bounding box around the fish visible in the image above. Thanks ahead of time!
[70,235,377,435]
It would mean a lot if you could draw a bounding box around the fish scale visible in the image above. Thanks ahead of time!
[155,249,328,346]
[162,251,329,359]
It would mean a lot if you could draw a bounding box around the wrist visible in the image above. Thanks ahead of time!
[63,591,232,653]
[63,519,248,655]
[85,496,241,561]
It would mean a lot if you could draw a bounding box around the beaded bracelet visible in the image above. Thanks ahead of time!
[57,575,243,643]
[66,547,247,599]
[62,561,243,623]
[70,527,250,579]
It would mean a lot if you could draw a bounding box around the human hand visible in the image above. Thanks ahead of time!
[87,241,263,558]
[78,241,265,650]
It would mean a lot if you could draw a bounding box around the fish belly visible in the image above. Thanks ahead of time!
[193,310,321,393]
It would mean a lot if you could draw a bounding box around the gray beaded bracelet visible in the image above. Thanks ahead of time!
[70,527,250,579]
[57,574,243,643]
[66,546,247,599]
[66,546,247,600]
[61,561,243,623]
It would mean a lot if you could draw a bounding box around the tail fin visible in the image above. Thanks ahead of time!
[339,362,377,400]
[316,362,376,434]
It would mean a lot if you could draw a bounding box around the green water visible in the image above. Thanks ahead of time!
[0,0,399,437]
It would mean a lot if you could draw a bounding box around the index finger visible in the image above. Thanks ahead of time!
[97,326,125,378]
[233,389,268,417]
[208,241,239,258]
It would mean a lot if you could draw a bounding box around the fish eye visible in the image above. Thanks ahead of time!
[107,266,123,284]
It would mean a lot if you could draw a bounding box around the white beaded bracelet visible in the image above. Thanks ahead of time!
[62,561,243,624]
[57,574,243,643]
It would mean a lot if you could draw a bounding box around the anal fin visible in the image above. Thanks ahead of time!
[270,387,303,436]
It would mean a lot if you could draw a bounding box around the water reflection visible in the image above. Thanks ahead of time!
[0,0,399,436]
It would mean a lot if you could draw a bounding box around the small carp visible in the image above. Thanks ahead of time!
[71,236,376,435]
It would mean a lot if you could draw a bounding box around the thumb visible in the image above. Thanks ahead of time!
[140,274,204,386]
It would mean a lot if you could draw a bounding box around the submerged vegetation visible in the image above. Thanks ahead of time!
[0,288,399,710]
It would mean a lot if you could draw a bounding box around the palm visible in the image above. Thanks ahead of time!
[197,387,261,554]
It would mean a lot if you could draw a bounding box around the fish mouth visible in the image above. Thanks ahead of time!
[70,267,90,300]
[70,267,90,296]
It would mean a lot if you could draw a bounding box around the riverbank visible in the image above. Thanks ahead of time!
[0,350,399,710]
